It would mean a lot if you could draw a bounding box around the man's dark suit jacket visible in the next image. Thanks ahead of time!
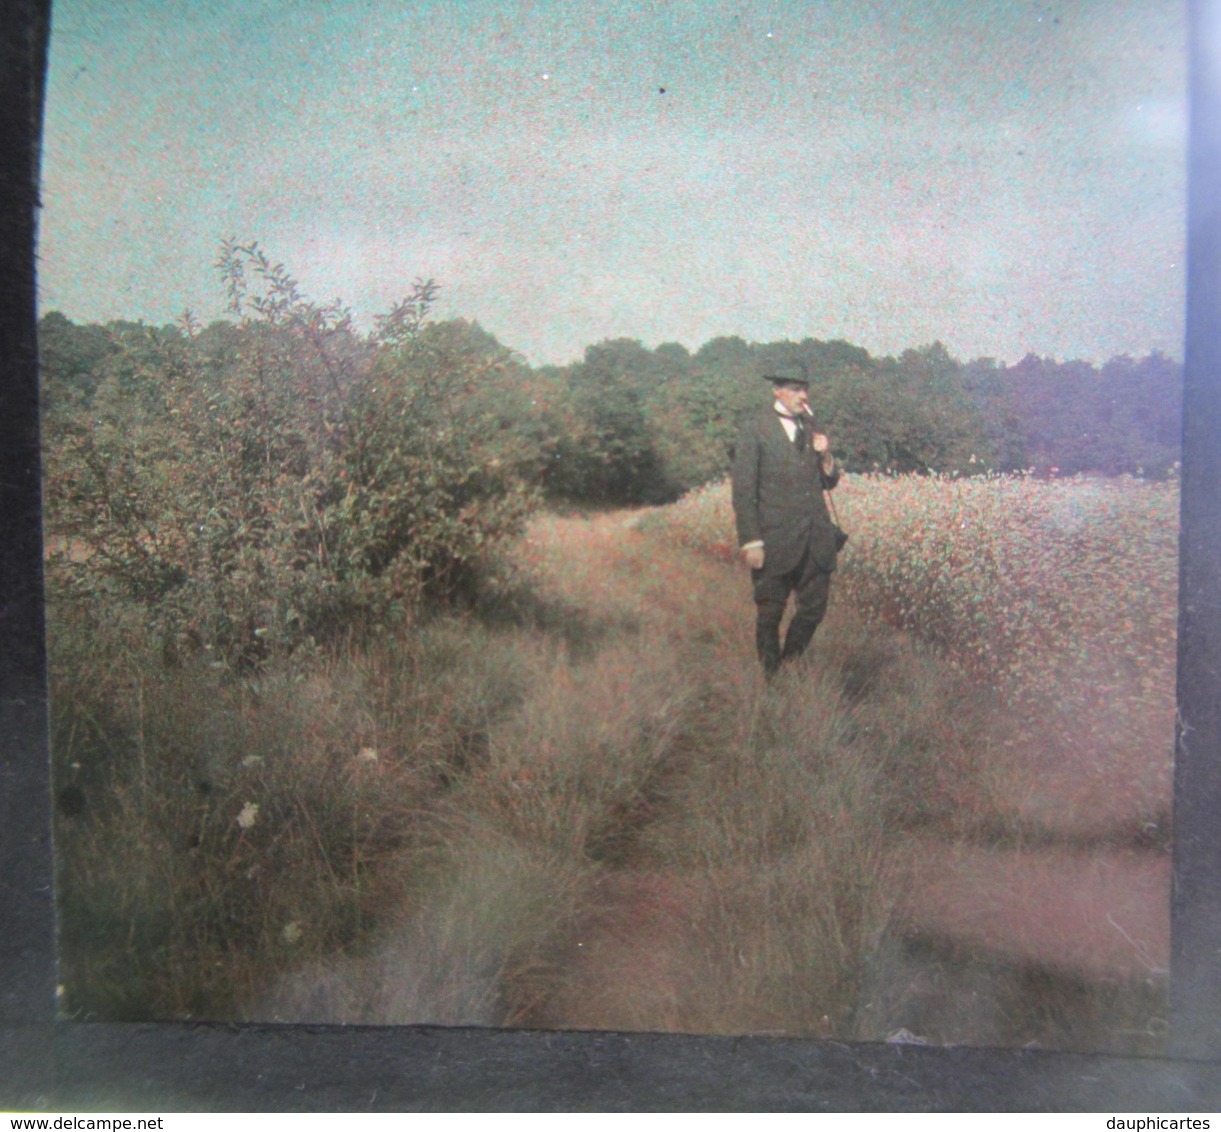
[731,409,842,577]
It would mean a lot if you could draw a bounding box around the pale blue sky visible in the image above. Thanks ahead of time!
[39,0,1187,366]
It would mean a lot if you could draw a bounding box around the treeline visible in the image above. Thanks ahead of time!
[39,245,1182,668]
[530,335,1182,503]
[42,306,1183,513]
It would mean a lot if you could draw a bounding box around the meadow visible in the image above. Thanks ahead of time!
[50,471,1177,1052]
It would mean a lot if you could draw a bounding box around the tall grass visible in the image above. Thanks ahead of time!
[51,595,539,1020]
[52,477,1173,1053]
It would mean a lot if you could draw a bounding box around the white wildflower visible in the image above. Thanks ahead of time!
[236,801,259,830]
[281,921,303,944]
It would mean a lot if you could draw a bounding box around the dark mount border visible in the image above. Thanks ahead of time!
[3,0,1218,1110]
[1172,0,1221,1064]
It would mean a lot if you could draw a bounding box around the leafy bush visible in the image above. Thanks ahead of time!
[43,241,549,670]
[336,317,548,600]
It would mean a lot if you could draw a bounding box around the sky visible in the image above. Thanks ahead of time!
[38,0,1187,368]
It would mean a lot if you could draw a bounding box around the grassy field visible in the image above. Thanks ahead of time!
[50,472,1177,1052]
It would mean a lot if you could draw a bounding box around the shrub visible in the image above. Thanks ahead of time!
[335,318,547,602]
[43,242,549,671]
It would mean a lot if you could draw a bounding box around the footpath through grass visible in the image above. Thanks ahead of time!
[52,477,1173,1053]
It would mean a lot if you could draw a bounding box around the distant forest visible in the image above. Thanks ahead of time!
[39,302,1182,510]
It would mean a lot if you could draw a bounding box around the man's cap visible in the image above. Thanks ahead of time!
[762,372,809,387]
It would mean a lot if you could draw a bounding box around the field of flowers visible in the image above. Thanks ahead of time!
[656,472,1179,710]
[651,471,1179,841]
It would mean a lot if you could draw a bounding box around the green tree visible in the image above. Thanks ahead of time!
[547,338,670,504]
[38,310,114,416]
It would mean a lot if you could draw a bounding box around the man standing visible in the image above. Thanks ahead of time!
[731,373,841,677]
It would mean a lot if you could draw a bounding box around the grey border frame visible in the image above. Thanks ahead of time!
[3,0,1219,1109]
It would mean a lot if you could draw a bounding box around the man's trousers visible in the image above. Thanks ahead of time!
[751,546,832,677]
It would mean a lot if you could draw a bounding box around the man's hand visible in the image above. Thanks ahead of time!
[742,545,765,570]
[813,433,836,476]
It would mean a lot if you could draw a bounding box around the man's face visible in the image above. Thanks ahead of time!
[774,383,809,415]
